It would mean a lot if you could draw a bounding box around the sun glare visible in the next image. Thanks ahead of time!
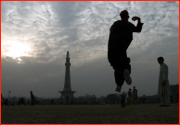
[6,41,31,59]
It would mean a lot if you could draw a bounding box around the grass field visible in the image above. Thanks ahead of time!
[1,103,179,124]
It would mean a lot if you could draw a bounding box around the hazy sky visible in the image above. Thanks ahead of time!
[1,1,179,98]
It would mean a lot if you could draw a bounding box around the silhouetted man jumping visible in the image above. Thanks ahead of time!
[108,10,143,92]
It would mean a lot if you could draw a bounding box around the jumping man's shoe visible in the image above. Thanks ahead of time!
[124,69,132,85]
[115,85,121,93]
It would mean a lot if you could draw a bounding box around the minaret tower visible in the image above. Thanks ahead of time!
[59,51,76,104]
[63,51,72,91]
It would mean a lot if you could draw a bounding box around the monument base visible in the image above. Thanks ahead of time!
[59,91,76,104]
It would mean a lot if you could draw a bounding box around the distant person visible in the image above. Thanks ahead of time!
[127,89,132,105]
[157,57,171,107]
[4,98,9,106]
[18,97,26,105]
[108,10,144,92]
[51,99,54,105]
[120,92,127,107]
[133,86,138,105]
[30,91,35,106]
[1,94,4,106]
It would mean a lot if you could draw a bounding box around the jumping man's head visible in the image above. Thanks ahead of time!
[120,10,129,21]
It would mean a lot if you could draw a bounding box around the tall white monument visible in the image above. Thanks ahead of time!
[59,51,75,103]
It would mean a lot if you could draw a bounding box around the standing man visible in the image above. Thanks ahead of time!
[133,86,138,105]
[30,91,35,106]
[157,57,171,107]
[120,92,127,107]
[108,10,144,92]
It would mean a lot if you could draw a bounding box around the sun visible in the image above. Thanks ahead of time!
[5,41,31,59]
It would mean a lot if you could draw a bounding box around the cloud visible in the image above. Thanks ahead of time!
[1,1,179,98]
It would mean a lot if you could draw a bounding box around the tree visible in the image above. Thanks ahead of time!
[106,94,117,104]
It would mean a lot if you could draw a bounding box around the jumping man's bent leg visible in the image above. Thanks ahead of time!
[114,67,125,92]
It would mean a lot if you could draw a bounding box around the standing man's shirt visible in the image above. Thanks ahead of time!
[158,63,171,96]
[31,93,35,100]
[133,89,138,97]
